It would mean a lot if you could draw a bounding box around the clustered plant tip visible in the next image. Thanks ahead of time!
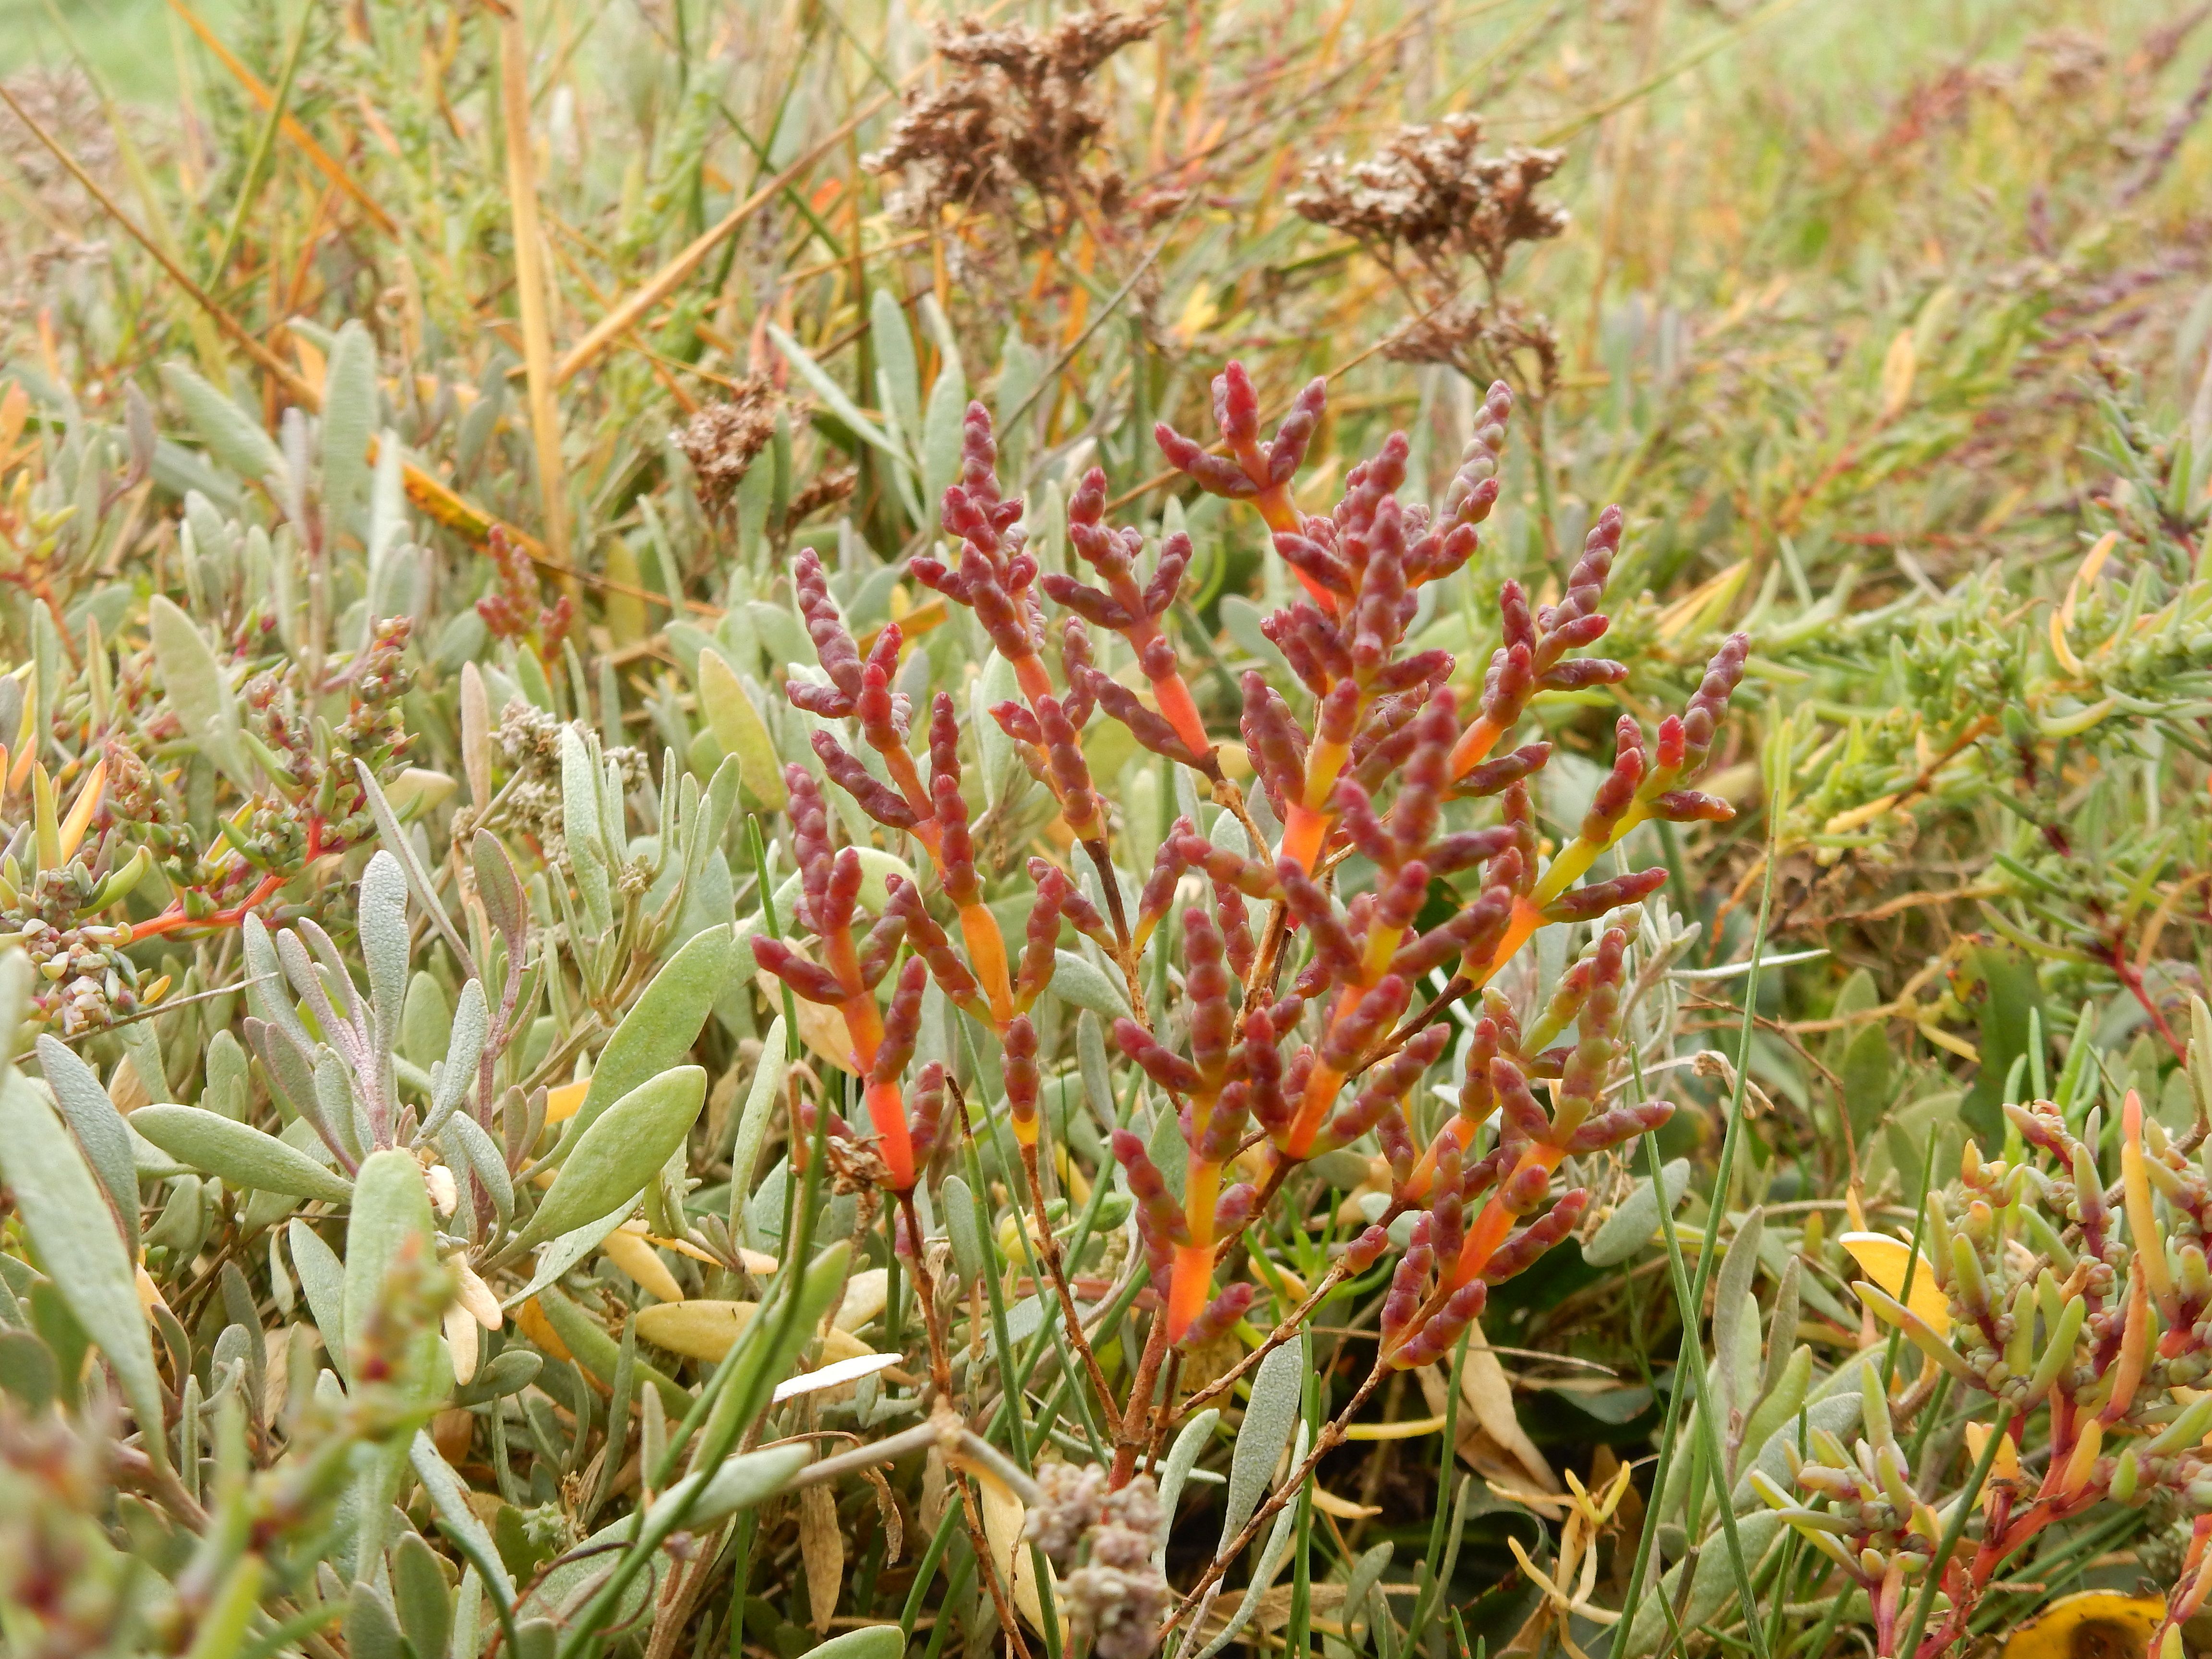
[5,4,2212,1659]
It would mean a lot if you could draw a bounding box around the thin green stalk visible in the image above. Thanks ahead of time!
[979,1036,1144,1454]
[1904,1375,1952,1471]
[902,1504,966,1640]
[955,1114,1067,1659]
[921,1552,978,1659]
[1407,1319,1475,1635]
[726,1511,757,1659]
[1283,1359,1322,1659]
[1965,1509,2143,1634]
[561,820,830,1659]
[204,0,311,288]
[959,1016,1109,1456]
[1893,1419,2008,1659]
[1785,1594,1851,1659]
[1642,830,1783,1659]
[1611,1133,1690,1643]
[1878,1123,1941,1399]
[1028,1268,1149,1450]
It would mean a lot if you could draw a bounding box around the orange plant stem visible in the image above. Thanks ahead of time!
[1469,897,1545,988]
[1448,716,1503,779]
[1279,804,1332,876]
[1167,1241,1215,1344]
[1151,668,1212,760]
[957,900,1015,1025]
[1011,651,1056,706]
[1450,1144,1566,1287]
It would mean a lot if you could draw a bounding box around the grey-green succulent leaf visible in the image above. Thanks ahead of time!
[0,1068,165,1457]
[133,1103,355,1203]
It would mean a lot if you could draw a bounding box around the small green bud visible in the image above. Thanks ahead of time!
[2111,1444,2139,1503]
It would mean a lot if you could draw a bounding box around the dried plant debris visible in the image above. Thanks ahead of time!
[0,69,120,306]
[1295,113,1568,384]
[1294,114,1567,283]
[673,375,781,513]
[865,2,1164,237]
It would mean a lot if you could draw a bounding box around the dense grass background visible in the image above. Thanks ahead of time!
[1,0,2210,1656]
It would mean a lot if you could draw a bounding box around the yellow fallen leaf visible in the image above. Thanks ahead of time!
[799,1483,843,1633]
[58,757,105,861]
[1310,1485,1381,1520]
[1413,1320,1559,1494]
[384,767,457,816]
[1961,1423,2020,1509]
[2001,1590,2164,1659]
[1343,1413,1447,1441]
[755,971,860,1075]
[834,1267,888,1333]
[635,1299,874,1367]
[974,1469,1058,1641]
[453,1261,505,1330]
[514,1297,571,1363]
[602,1225,685,1303]
[444,1303,481,1385]
[1879,328,1917,420]
[544,1079,589,1124]
[644,1231,722,1268]
[1839,1232,1950,1334]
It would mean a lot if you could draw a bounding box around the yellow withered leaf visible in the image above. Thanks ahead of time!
[754,971,860,1075]
[2001,1590,2164,1659]
[634,1299,874,1367]
[1879,328,1917,420]
[974,1468,1057,1641]
[798,1484,843,1633]
[602,1224,685,1304]
[58,757,105,862]
[834,1266,888,1333]
[1838,1232,1950,1334]
[1961,1423,2020,1509]
[544,1079,589,1124]
[1310,1485,1382,1520]
[514,1297,572,1363]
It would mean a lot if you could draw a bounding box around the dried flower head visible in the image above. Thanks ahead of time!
[1027,1466,1169,1659]
[1294,114,1569,386]
[673,376,780,513]
[864,3,1164,237]
[1293,114,1566,282]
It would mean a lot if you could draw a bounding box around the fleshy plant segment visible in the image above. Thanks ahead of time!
[1754,1093,2212,1659]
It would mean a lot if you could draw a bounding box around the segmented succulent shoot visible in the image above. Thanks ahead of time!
[910,403,1053,703]
[750,766,923,1186]
[1756,1093,2212,1657]
[1046,469,1215,766]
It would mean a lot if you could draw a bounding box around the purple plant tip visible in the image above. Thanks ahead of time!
[1213,361,1260,446]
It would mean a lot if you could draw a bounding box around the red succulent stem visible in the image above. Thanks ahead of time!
[131,816,327,939]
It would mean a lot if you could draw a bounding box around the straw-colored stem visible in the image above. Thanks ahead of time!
[499,4,574,590]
